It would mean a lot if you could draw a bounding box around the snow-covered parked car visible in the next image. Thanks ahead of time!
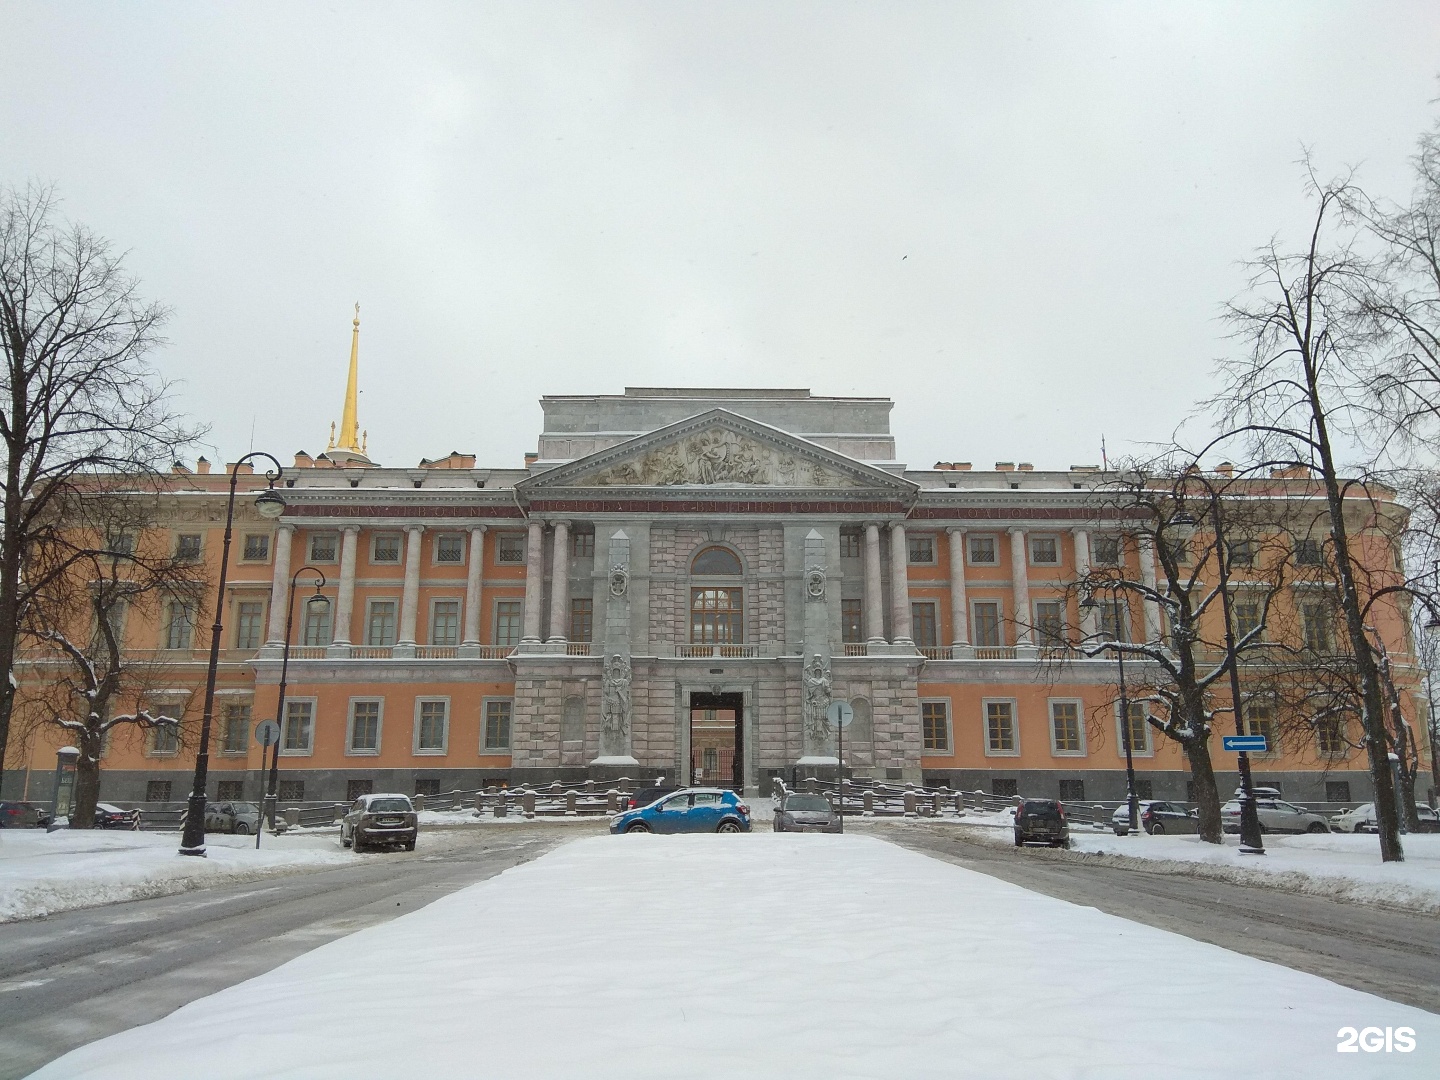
[1332,802,1440,833]
[204,801,261,835]
[341,793,417,852]
[1221,796,1329,834]
[1110,801,1198,836]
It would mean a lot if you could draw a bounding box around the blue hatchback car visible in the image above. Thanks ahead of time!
[609,788,752,834]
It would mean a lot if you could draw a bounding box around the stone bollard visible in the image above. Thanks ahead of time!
[495,793,508,818]
[523,791,536,819]
[904,790,918,817]
[475,792,485,813]
[954,792,966,817]
[284,806,300,828]
[332,803,342,823]
[566,791,577,816]
[584,778,595,793]
[932,792,943,816]
[414,794,426,813]
[863,790,874,815]
[607,790,619,813]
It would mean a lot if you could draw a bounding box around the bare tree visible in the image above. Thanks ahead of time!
[17,494,207,826]
[0,183,199,783]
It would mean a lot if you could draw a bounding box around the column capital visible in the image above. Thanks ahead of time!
[404,523,426,535]
[945,525,966,536]
[275,521,295,534]
[547,518,571,529]
[1007,525,1027,536]
[340,523,360,535]
[889,520,907,533]
[469,523,488,535]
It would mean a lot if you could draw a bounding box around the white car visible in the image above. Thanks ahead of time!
[1332,802,1440,833]
[1221,797,1330,834]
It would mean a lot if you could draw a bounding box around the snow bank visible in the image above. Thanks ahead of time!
[30,834,1438,1079]
[0,829,351,922]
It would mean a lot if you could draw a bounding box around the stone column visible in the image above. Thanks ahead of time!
[595,529,637,765]
[263,524,294,648]
[520,519,546,643]
[1138,533,1163,644]
[946,527,969,651]
[459,525,486,655]
[395,524,425,655]
[1009,527,1033,647]
[1073,528,1096,641]
[547,520,571,643]
[328,526,360,655]
[889,522,913,645]
[800,528,834,761]
[863,522,885,644]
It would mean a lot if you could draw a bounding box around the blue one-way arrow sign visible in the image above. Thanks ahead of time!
[1222,735,1268,753]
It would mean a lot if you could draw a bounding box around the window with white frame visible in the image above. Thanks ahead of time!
[234,600,264,650]
[367,600,398,647]
[1245,700,1277,753]
[483,699,512,751]
[907,534,936,564]
[967,534,998,565]
[1034,600,1065,646]
[415,699,448,754]
[1092,536,1120,566]
[1232,599,1262,641]
[175,533,202,562]
[1294,537,1323,566]
[283,699,314,754]
[348,699,382,754]
[571,530,595,558]
[1097,600,1128,643]
[911,601,938,648]
[972,601,1002,647]
[1228,539,1257,569]
[1029,535,1059,565]
[922,700,949,752]
[163,599,196,650]
[1301,601,1333,652]
[984,700,1017,754]
[242,533,270,562]
[494,601,522,647]
[1117,701,1151,756]
[496,532,525,564]
[1050,700,1084,755]
[371,533,402,564]
[303,602,332,647]
[221,701,251,754]
[308,532,338,563]
[840,529,862,558]
[430,600,461,646]
[149,720,179,755]
[435,534,464,564]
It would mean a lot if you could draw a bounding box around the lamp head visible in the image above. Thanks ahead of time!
[254,487,287,519]
[1168,510,1197,543]
[305,591,331,616]
[1079,594,1098,611]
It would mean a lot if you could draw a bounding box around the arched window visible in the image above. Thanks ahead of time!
[691,546,742,576]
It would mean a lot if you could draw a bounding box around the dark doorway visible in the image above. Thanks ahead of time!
[689,692,744,792]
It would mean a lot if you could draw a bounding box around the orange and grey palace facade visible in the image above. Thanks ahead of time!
[7,386,1426,808]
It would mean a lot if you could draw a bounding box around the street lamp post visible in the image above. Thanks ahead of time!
[1081,586,1140,835]
[266,566,330,831]
[178,453,286,857]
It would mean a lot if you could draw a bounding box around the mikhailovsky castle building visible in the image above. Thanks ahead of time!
[7,332,1428,809]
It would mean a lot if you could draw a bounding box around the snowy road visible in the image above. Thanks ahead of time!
[0,826,587,1080]
[874,820,1440,1013]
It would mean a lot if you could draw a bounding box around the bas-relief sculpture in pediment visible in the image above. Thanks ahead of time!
[580,428,866,489]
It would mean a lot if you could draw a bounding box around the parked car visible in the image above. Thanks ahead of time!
[94,803,141,829]
[204,801,261,835]
[624,785,680,812]
[1111,800,1200,836]
[0,800,50,828]
[773,792,841,833]
[341,793,418,852]
[611,788,751,834]
[1332,802,1440,833]
[1221,796,1330,834]
[1014,798,1070,847]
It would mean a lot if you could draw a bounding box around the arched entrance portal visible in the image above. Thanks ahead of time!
[688,692,744,791]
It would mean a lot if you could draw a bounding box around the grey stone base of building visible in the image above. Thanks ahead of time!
[923,768,1380,805]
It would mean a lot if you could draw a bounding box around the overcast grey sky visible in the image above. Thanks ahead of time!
[4,1,1439,473]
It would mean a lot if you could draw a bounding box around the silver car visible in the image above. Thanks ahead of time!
[773,793,841,833]
[341,793,418,852]
[1111,800,1199,836]
[204,801,260,835]
[1221,797,1330,834]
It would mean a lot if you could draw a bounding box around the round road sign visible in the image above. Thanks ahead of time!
[254,719,281,747]
[827,700,855,728]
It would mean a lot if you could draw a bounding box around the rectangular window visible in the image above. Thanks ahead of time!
[349,699,381,754]
[347,778,374,802]
[494,601,522,647]
[922,701,949,752]
[840,529,862,558]
[1098,600,1128,643]
[691,587,743,644]
[484,699,512,751]
[150,722,178,755]
[1233,601,1261,640]
[1295,538,1323,566]
[907,534,936,564]
[985,701,1016,754]
[283,700,314,754]
[1326,781,1352,803]
[1317,714,1348,756]
[1050,701,1083,754]
[841,599,863,644]
[911,602,938,648]
[570,598,593,643]
[1228,539,1257,569]
[415,778,441,798]
[1162,536,1191,565]
[303,603,333,647]
[107,531,135,556]
[1092,536,1120,566]
[435,534,464,563]
[1246,702,1276,751]
[430,600,461,646]
[309,533,338,563]
[175,534,202,562]
[372,533,402,563]
[972,601,1002,647]
[242,533,270,562]
[222,702,251,754]
[164,600,195,650]
[1136,778,1154,800]
[367,601,398,647]
[1029,536,1059,565]
[277,780,305,802]
[968,535,997,565]
[234,601,264,650]
[496,533,526,564]
[416,699,448,753]
[571,530,595,558]
[216,780,245,801]
[1118,702,1149,755]
[1058,778,1085,801]
[147,780,172,802]
[992,778,1018,798]
[1301,602,1333,652]
[1034,600,1065,646]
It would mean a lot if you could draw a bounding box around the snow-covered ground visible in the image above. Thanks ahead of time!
[0,828,352,923]
[30,833,1437,1080]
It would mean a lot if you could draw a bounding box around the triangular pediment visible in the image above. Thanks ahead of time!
[518,409,916,495]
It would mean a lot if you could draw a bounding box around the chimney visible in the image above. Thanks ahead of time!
[994,461,1015,472]
[170,461,192,475]
[294,451,313,468]
[226,462,254,475]
[953,462,972,471]
[524,452,539,467]
[195,457,211,475]
[1017,462,1034,472]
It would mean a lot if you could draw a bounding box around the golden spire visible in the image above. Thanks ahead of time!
[328,303,363,454]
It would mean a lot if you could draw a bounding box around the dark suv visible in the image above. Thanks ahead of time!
[341,794,418,852]
[1014,799,1070,848]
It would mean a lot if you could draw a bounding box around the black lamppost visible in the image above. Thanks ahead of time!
[1170,478,1265,855]
[1081,585,1140,835]
[266,566,330,831]
[178,453,286,857]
